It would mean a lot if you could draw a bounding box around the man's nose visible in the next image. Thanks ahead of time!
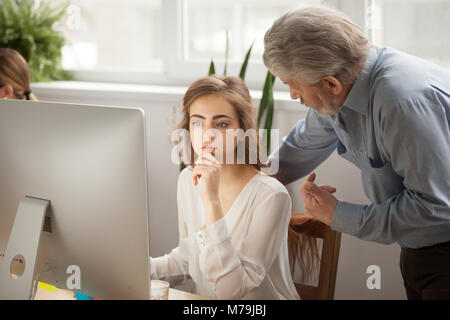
[289,88,300,100]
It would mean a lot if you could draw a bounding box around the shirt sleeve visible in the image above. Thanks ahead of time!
[267,108,338,185]
[194,190,292,300]
[331,97,450,248]
[150,172,191,286]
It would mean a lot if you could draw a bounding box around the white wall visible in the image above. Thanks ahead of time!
[31,81,407,299]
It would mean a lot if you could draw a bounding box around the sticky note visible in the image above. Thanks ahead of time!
[75,292,94,300]
[38,281,57,293]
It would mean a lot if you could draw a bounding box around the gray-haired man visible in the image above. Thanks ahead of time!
[264,6,450,299]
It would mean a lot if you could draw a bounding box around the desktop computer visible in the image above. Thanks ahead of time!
[0,99,151,299]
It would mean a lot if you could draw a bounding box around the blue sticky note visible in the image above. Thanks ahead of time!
[75,292,94,300]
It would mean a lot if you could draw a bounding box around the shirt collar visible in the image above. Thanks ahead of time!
[342,46,380,115]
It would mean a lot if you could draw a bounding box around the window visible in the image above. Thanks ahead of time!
[59,0,450,88]
[169,0,330,89]
[368,0,450,69]
[183,0,323,63]
[62,0,162,72]
[60,0,334,88]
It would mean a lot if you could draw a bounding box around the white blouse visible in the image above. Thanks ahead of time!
[150,167,300,300]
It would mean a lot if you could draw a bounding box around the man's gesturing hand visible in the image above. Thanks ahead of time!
[300,172,338,226]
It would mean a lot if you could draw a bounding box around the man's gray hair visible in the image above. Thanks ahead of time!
[263,6,370,86]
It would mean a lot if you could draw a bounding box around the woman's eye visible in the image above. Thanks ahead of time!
[192,121,203,127]
[217,122,229,128]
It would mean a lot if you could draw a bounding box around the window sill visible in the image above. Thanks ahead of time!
[31,81,305,112]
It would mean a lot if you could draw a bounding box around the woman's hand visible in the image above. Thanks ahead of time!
[192,152,222,206]
[192,152,224,227]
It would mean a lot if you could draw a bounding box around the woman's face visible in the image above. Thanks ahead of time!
[189,94,241,163]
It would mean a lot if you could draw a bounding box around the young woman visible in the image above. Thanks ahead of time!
[0,48,36,101]
[150,75,300,300]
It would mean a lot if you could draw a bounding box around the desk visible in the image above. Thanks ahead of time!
[34,284,213,300]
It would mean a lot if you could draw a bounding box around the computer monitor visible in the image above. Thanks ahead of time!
[0,99,150,299]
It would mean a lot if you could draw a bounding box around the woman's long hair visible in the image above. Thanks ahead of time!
[0,48,37,101]
[288,214,322,283]
[177,75,320,282]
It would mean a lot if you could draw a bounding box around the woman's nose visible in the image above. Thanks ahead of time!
[202,134,215,144]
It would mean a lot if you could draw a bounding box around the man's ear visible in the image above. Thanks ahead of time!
[320,76,342,95]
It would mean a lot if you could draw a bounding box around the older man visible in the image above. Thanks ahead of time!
[264,6,450,299]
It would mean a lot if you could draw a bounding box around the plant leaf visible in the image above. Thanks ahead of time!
[264,84,275,154]
[257,71,275,126]
[208,60,216,75]
[239,41,253,80]
[257,72,271,126]
[223,30,229,76]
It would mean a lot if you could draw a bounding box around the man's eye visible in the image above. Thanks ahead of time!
[192,121,203,127]
[217,122,229,128]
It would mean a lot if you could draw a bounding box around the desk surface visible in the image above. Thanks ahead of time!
[34,284,212,300]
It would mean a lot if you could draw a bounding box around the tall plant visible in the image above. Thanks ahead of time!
[0,0,71,82]
[256,71,276,155]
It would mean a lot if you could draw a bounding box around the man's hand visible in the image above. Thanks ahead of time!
[300,172,338,226]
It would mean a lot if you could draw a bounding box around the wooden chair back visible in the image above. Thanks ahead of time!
[290,215,342,300]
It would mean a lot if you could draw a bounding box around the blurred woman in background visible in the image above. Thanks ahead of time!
[0,48,36,101]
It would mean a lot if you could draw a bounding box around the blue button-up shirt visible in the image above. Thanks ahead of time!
[269,46,450,249]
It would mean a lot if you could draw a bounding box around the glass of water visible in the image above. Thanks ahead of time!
[150,280,169,300]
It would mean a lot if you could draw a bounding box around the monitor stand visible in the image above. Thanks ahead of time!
[0,196,50,300]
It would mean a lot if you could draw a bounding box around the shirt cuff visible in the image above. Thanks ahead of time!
[331,201,365,236]
[195,216,230,250]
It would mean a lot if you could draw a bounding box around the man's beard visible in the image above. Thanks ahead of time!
[303,94,342,117]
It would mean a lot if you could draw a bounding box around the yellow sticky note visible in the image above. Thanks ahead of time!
[38,281,57,294]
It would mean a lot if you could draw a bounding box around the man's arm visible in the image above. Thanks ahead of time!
[331,98,450,248]
[267,108,338,185]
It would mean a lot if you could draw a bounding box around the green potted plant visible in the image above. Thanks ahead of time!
[0,0,71,82]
